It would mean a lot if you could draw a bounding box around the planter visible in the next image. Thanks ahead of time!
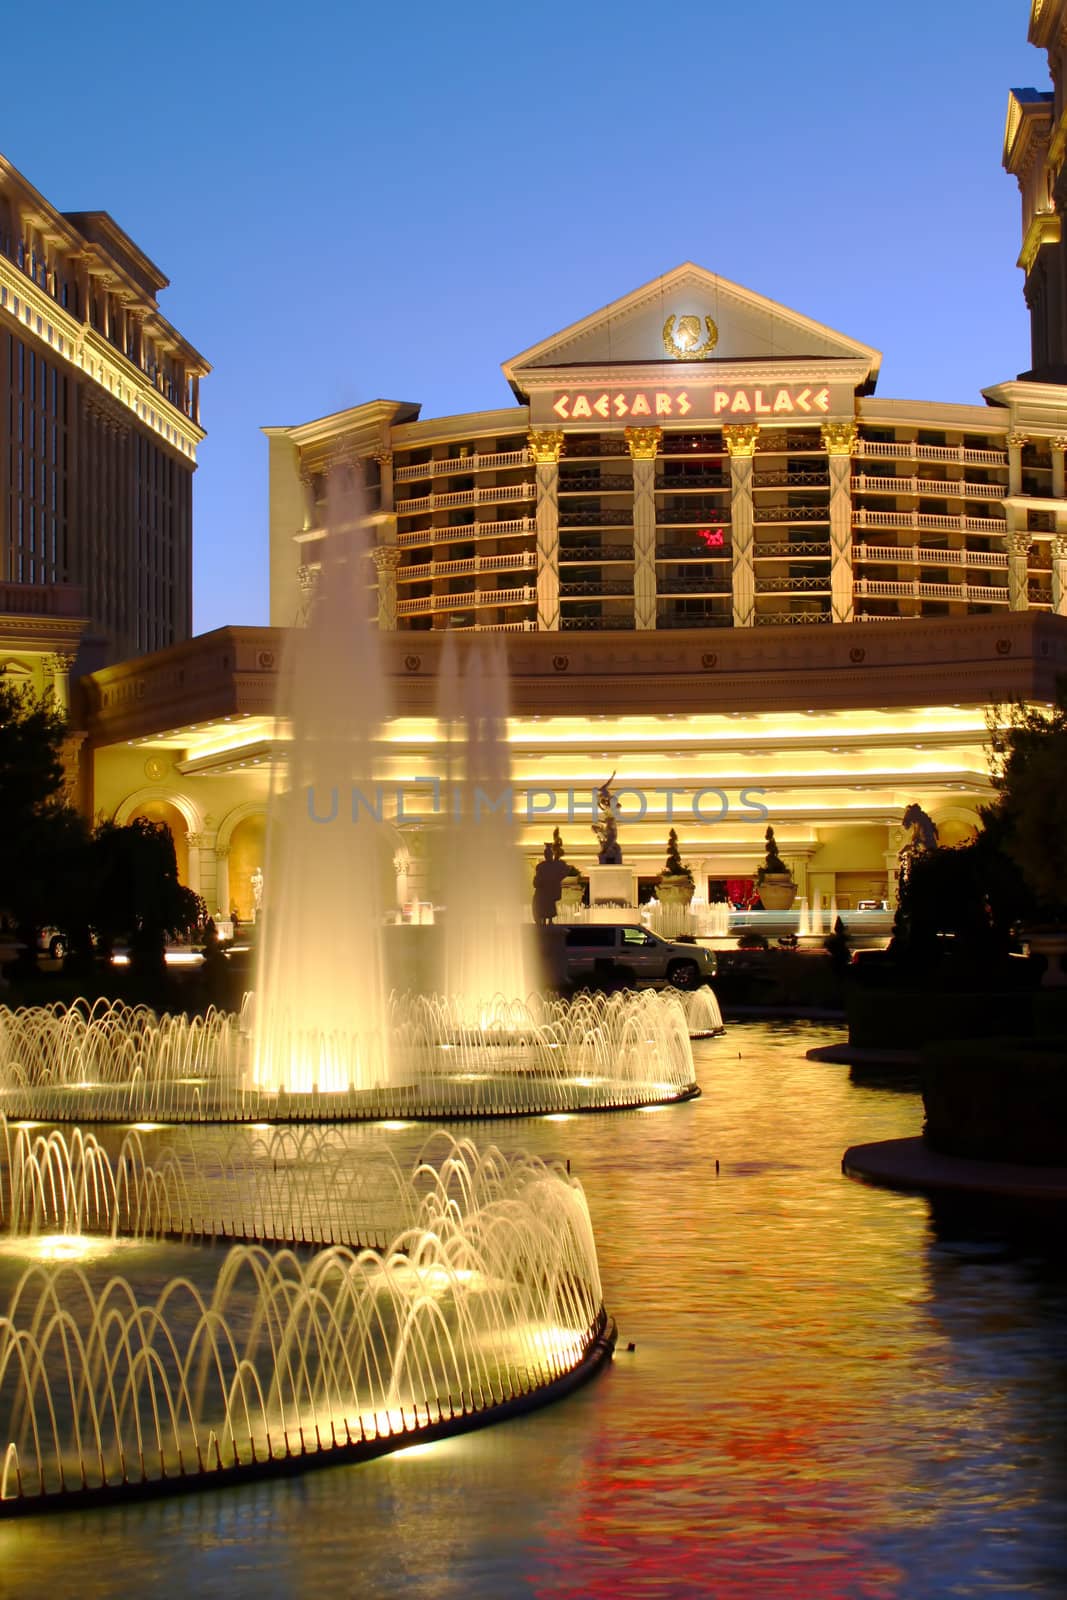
[559,877,585,909]
[1024,929,1067,989]
[758,873,796,912]
[656,875,694,907]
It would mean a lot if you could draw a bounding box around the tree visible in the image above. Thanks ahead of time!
[91,818,203,977]
[661,827,694,885]
[987,679,1067,918]
[0,683,89,970]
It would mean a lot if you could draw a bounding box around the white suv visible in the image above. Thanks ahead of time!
[562,924,716,991]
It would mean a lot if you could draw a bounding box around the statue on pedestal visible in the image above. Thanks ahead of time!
[251,866,264,920]
[532,843,573,926]
[593,772,623,864]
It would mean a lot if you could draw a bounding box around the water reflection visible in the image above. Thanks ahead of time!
[3,1021,1065,1599]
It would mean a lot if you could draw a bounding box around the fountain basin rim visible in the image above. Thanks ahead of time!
[0,1313,617,1519]
[0,1083,701,1127]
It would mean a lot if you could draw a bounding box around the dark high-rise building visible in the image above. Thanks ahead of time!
[0,152,209,663]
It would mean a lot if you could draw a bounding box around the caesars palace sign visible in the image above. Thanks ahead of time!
[529,381,855,427]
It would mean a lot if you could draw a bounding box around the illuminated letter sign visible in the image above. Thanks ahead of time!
[549,385,832,424]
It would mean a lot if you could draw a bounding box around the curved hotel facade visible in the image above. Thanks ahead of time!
[86,252,1067,922]
[62,2,1067,918]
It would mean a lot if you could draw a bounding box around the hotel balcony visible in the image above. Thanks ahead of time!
[655,471,730,490]
[755,610,833,624]
[560,614,636,630]
[853,508,1007,535]
[852,474,1005,500]
[855,439,1008,467]
[397,551,536,583]
[656,541,732,561]
[559,510,635,528]
[0,580,85,616]
[395,482,534,516]
[755,576,831,594]
[753,505,831,524]
[559,473,632,493]
[560,579,634,597]
[657,577,732,596]
[395,584,536,617]
[395,516,536,548]
[393,448,530,484]
[853,578,1009,604]
[752,470,830,489]
[753,540,830,558]
[657,611,732,629]
[560,544,634,563]
[854,543,1008,570]
[656,508,733,526]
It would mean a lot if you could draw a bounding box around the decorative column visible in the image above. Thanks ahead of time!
[296,563,318,624]
[625,425,662,630]
[1007,431,1029,496]
[373,544,403,630]
[44,652,75,714]
[821,420,858,623]
[373,449,394,513]
[528,430,564,631]
[214,845,231,917]
[297,466,318,532]
[1051,535,1067,615]
[1005,532,1032,610]
[724,423,760,627]
[1052,435,1067,499]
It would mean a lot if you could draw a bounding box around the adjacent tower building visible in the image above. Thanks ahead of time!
[0,153,209,670]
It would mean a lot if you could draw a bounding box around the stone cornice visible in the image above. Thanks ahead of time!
[79,614,1067,748]
[0,254,205,460]
[517,357,872,392]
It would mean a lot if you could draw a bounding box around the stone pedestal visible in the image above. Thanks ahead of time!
[587,865,638,907]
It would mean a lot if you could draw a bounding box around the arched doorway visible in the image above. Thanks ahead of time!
[229,814,267,921]
[125,799,190,884]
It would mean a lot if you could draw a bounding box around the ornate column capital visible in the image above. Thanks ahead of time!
[722,423,760,458]
[215,845,231,861]
[186,831,204,850]
[1052,435,1067,453]
[625,426,662,461]
[821,420,859,457]
[44,652,76,674]
[1051,534,1067,560]
[527,429,565,464]
[372,545,403,572]
[371,449,393,467]
[1005,532,1033,558]
[1007,431,1031,450]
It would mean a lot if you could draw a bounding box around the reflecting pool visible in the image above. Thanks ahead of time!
[2,1021,1064,1599]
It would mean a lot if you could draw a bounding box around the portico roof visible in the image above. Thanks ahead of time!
[503,263,882,400]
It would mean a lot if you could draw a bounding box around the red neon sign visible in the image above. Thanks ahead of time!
[697,527,725,549]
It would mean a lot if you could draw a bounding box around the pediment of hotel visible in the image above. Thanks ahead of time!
[504,263,882,424]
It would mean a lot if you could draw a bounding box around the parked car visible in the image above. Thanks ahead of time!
[561,923,716,990]
[37,927,68,960]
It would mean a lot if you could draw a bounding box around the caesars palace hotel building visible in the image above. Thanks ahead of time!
[58,2,1067,918]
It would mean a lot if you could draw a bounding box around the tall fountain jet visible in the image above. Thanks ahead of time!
[434,632,538,1015]
[251,467,393,1094]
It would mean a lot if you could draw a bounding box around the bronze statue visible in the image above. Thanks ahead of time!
[592,771,622,864]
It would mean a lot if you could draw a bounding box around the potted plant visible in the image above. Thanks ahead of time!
[756,826,796,912]
[657,828,695,906]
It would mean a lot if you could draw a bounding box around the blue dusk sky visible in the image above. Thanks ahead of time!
[2,0,1047,635]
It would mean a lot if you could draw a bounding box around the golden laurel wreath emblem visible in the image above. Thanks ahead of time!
[662,313,719,360]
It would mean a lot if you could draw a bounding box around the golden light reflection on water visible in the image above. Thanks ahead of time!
[2,1022,1065,1599]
